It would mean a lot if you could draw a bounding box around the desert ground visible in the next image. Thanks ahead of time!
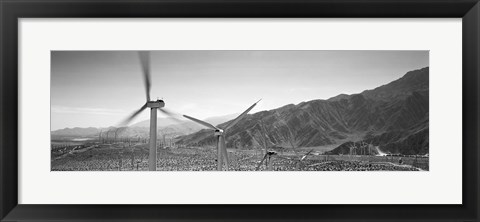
[51,140,428,171]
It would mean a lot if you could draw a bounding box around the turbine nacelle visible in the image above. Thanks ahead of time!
[267,150,277,156]
[147,99,165,108]
[214,129,224,136]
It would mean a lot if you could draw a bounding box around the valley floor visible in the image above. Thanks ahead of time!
[51,143,428,171]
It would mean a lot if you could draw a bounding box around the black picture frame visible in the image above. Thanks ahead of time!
[1,0,479,221]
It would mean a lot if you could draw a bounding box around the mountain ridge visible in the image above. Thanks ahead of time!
[178,67,429,155]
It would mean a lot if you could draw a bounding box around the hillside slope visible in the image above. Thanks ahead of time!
[178,67,429,155]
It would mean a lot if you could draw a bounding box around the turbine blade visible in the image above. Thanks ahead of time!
[225,99,261,130]
[118,103,148,126]
[306,149,314,156]
[256,153,268,171]
[301,149,314,161]
[183,115,218,130]
[138,51,151,102]
[158,108,183,123]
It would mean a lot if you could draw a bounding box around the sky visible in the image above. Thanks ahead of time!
[51,50,428,130]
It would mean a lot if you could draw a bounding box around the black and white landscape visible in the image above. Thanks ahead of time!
[51,51,429,171]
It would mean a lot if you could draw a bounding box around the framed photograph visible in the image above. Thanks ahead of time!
[49,50,430,173]
[1,0,478,221]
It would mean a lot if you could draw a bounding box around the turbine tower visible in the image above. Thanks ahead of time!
[114,127,121,143]
[118,51,179,171]
[183,100,261,171]
[98,130,103,144]
[106,129,113,144]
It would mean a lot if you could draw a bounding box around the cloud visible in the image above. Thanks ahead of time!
[51,106,126,116]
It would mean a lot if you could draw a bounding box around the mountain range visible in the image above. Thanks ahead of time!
[51,113,239,139]
[177,67,429,155]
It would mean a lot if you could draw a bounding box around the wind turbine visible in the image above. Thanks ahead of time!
[294,149,314,169]
[256,150,277,171]
[293,149,314,170]
[183,100,261,171]
[255,149,314,171]
[106,129,114,144]
[118,51,179,171]
[349,142,357,156]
